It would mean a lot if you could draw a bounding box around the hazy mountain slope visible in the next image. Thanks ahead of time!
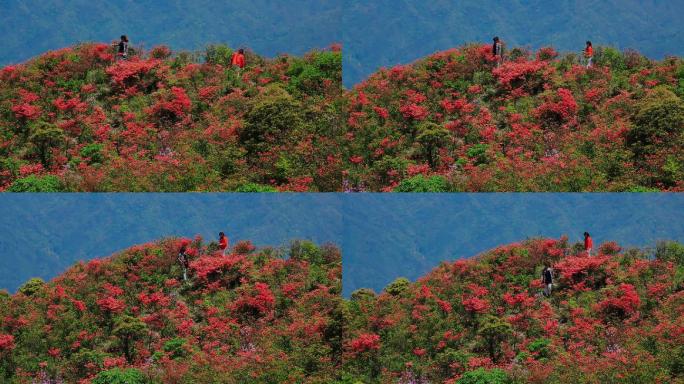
[342,44,684,192]
[341,194,684,295]
[0,238,343,383]
[1,0,341,66]
[344,0,684,85]
[344,238,684,383]
[0,194,342,293]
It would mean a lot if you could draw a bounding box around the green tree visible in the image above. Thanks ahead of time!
[18,277,45,296]
[477,315,513,363]
[28,121,64,167]
[240,85,304,158]
[384,277,410,296]
[112,315,148,363]
[627,87,684,160]
[416,121,449,168]
[204,44,233,66]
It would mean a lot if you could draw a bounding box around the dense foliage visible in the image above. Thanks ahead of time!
[0,43,342,191]
[2,43,683,191]
[344,238,684,383]
[343,44,684,191]
[0,238,343,383]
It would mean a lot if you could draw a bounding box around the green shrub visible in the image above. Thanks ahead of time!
[234,183,277,192]
[92,368,146,384]
[80,143,105,164]
[18,277,45,296]
[527,337,551,359]
[163,338,188,359]
[240,85,304,156]
[627,87,684,159]
[8,174,63,192]
[350,288,376,302]
[656,241,684,266]
[204,44,233,66]
[394,175,449,192]
[457,368,510,384]
[287,50,342,94]
[467,144,490,165]
[384,277,410,296]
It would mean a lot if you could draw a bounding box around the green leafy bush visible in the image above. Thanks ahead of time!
[92,368,146,384]
[8,175,63,192]
[394,175,449,192]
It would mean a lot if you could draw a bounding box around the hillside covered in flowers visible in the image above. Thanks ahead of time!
[342,45,684,191]
[0,238,343,383]
[0,43,342,191]
[344,238,684,383]
[2,43,683,191]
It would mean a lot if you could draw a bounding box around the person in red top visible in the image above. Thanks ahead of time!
[584,41,594,68]
[219,232,229,256]
[584,232,593,256]
[231,48,246,70]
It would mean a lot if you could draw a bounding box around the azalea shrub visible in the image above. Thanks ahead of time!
[341,44,684,191]
[0,238,343,383]
[344,238,684,383]
[0,43,342,191]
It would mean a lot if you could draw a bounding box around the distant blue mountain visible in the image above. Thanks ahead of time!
[1,194,683,297]
[0,0,341,66]
[344,0,684,85]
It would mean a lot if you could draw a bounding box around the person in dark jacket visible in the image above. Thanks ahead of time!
[177,239,191,281]
[492,36,503,67]
[112,35,129,61]
[542,266,554,297]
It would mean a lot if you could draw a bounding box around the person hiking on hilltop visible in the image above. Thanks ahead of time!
[541,265,554,297]
[584,41,594,68]
[177,239,191,281]
[112,35,129,61]
[584,232,593,256]
[219,231,229,256]
[492,36,504,67]
[231,48,246,72]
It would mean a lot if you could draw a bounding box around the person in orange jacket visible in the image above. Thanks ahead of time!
[584,41,594,68]
[231,48,246,70]
[584,232,593,256]
[219,232,229,256]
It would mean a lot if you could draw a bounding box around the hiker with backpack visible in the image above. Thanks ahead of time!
[584,41,594,68]
[541,266,554,297]
[231,48,246,72]
[219,232,229,256]
[112,35,129,61]
[492,36,504,67]
[584,232,593,256]
[177,239,191,281]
